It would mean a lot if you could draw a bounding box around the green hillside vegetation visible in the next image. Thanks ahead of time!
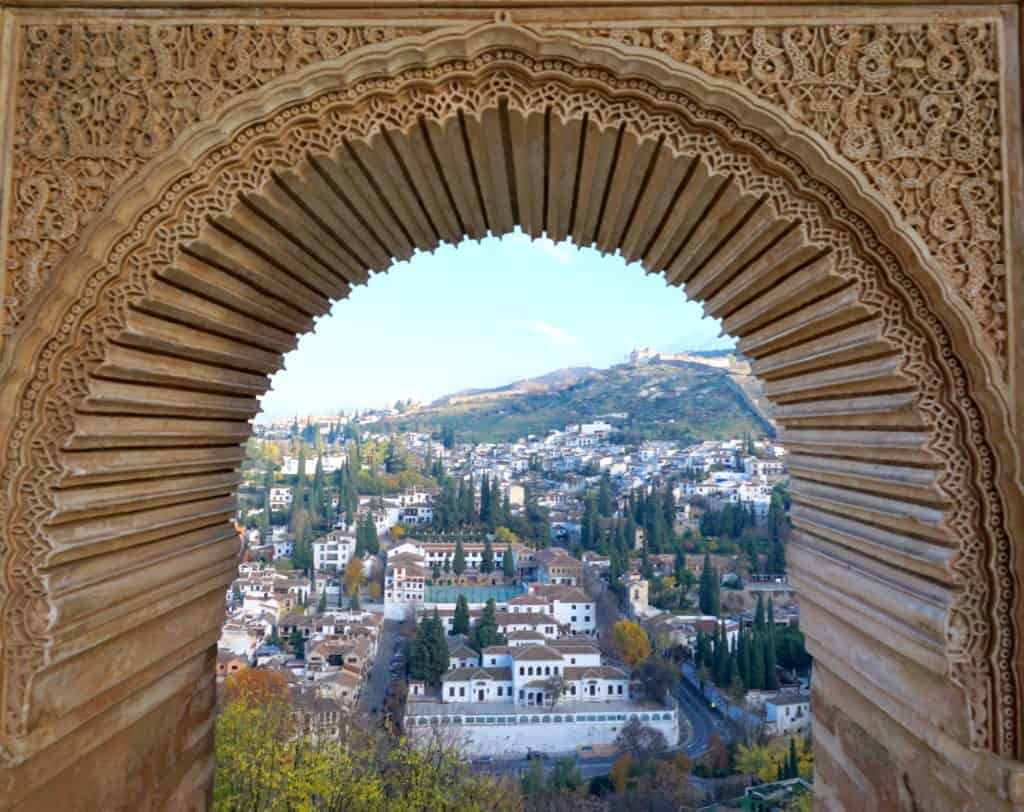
[381,361,771,443]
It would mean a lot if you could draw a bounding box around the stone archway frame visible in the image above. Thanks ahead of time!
[0,16,1019,785]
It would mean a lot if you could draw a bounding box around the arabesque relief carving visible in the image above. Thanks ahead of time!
[0,25,1016,769]
[3,19,1010,378]
[4,22,435,336]
[579,23,1007,366]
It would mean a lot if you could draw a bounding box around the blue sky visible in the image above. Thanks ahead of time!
[257,232,732,419]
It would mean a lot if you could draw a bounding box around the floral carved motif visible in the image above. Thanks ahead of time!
[3,22,434,336]
[574,22,1007,369]
[3,20,1010,376]
[0,29,1015,764]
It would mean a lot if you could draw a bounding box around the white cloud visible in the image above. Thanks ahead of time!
[529,321,578,346]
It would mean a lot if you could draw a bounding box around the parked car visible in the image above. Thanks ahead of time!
[526,750,548,761]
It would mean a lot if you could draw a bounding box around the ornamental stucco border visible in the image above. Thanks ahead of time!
[0,18,1019,765]
[0,10,1014,377]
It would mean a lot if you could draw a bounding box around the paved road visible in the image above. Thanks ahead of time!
[482,755,619,780]
[358,619,402,716]
[676,675,726,759]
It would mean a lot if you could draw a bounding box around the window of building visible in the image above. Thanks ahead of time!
[459,687,465,697]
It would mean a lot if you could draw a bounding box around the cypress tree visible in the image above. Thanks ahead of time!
[788,738,799,779]
[470,598,504,651]
[289,628,305,660]
[453,539,466,575]
[598,473,612,517]
[699,553,715,615]
[430,608,450,675]
[503,543,515,578]
[409,617,431,681]
[749,631,765,691]
[480,476,492,525]
[755,595,765,633]
[481,538,495,573]
[465,477,476,525]
[487,481,501,530]
[764,632,779,690]
[738,627,751,688]
[501,491,511,527]
[453,594,470,636]
[365,515,379,554]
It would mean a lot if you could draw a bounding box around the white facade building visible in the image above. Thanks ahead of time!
[409,639,678,757]
[269,487,293,511]
[313,532,357,573]
[765,693,812,736]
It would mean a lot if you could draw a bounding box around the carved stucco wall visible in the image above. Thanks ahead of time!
[0,6,1021,809]
[2,16,1010,366]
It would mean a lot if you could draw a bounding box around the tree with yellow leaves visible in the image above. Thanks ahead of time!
[611,619,651,667]
[214,686,522,811]
[344,556,365,597]
[734,736,813,783]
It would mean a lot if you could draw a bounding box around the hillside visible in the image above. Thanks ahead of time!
[380,361,773,443]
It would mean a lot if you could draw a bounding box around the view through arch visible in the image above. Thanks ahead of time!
[0,19,1021,812]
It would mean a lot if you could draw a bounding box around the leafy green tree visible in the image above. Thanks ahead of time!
[441,425,456,450]
[520,761,545,798]
[453,594,471,636]
[548,757,583,793]
[317,590,327,614]
[385,435,408,474]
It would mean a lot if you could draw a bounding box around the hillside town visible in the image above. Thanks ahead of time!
[215,405,811,807]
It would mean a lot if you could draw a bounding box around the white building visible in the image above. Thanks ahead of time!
[269,487,293,511]
[383,552,428,619]
[313,531,357,573]
[273,539,294,559]
[765,693,811,736]
[408,638,678,757]
[282,455,346,476]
